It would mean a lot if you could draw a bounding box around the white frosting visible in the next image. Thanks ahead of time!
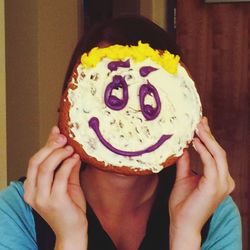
[66,58,202,173]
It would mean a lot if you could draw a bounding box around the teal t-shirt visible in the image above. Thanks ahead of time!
[0,181,242,249]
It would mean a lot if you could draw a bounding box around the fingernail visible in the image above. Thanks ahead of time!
[65,145,73,151]
[72,153,79,159]
[192,140,198,151]
[203,116,208,125]
[195,127,200,136]
[52,126,60,134]
[56,135,65,143]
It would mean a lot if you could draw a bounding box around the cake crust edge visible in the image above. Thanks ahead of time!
[58,60,199,176]
[58,81,180,176]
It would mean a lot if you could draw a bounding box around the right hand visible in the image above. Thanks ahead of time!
[169,117,235,249]
[24,126,88,249]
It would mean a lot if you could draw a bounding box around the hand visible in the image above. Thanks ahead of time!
[169,117,235,250]
[24,126,87,250]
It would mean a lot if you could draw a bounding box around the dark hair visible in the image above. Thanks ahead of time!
[63,15,180,91]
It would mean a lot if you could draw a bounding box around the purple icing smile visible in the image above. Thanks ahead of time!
[89,117,172,157]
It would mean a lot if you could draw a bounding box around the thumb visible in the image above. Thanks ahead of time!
[68,158,81,185]
[68,160,86,212]
[176,150,192,180]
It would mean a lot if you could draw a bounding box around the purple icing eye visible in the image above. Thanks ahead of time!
[108,59,130,71]
[139,81,161,120]
[139,66,158,77]
[104,75,128,110]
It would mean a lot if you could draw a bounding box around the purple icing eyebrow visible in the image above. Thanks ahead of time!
[139,66,158,77]
[108,59,130,71]
[89,117,172,157]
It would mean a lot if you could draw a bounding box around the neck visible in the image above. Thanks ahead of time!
[80,166,159,216]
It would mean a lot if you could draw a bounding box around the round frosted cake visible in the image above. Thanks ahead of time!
[59,42,202,175]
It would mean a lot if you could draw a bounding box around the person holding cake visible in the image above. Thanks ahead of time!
[0,15,241,250]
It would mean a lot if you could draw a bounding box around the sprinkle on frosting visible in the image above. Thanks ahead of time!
[81,41,180,75]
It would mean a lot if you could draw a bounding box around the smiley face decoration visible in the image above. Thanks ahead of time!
[59,42,202,175]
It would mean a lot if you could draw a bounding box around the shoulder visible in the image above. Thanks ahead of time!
[202,196,242,250]
[0,181,37,249]
[0,181,31,218]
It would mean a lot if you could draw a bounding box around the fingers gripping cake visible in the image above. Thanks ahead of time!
[59,42,202,175]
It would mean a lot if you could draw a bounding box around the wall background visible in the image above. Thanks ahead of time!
[176,1,249,249]
[0,0,7,189]
[3,0,166,184]
[4,0,82,182]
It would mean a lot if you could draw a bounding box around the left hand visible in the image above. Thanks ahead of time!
[24,126,88,249]
[169,117,235,249]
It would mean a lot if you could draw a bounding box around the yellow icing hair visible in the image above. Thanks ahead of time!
[81,41,180,75]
